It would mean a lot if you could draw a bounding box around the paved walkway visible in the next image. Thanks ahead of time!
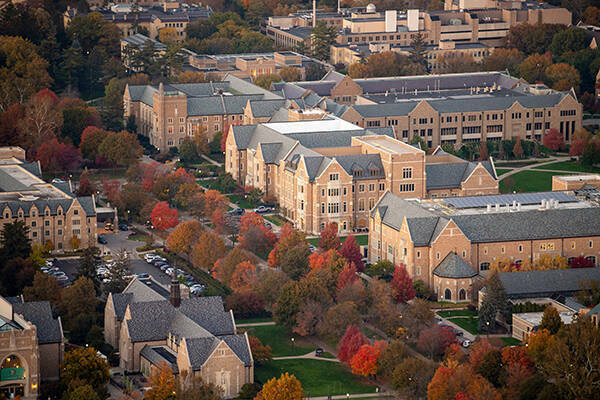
[236,321,276,327]
[273,350,341,362]
[310,394,391,400]
[201,154,222,166]
[498,157,564,179]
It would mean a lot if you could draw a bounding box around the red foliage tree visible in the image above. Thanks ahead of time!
[36,138,81,172]
[150,201,179,230]
[569,138,586,156]
[211,207,226,234]
[239,212,277,253]
[319,222,340,251]
[76,171,95,197]
[308,249,340,272]
[225,290,265,320]
[142,162,161,192]
[417,325,456,358]
[543,128,565,151]
[568,255,595,268]
[390,263,415,303]
[230,261,257,292]
[350,341,387,376]
[172,167,195,184]
[0,103,25,146]
[101,179,120,203]
[79,126,107,161]
[337,262,358,292]
[204,189,229,216]
[337,325,369,364]
[340,235,364,271]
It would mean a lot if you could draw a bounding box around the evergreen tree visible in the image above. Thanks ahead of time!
[310,21,337,61]
[479,271,509,330]
[409,33,428,72]
[78,246,100,281]
[104,249,130,294]
[0,220,31,260]
[539,306,563,334]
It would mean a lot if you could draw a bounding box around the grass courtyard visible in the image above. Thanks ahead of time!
[255,359,377,397]
[307,235,369,247]
[499,170,570,193]
[437,309,481,335]
[495,168,512,176]
[532,160,600,173]
[246,325,315,357]
[437,309,477,318]
[264,215,286,226]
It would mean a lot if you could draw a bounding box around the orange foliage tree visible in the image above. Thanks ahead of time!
[191,232,226,270]
[350,341,387,377]
[204,189,229,216]
[166,220,203,259]
[150,201,179,230]
[336,262,358,292]
[230,261,257,292]
[255,372,303,400]
[337,324,369,364]
[238,212,276,254]
[427,364,502,400]
[144,362,176,400]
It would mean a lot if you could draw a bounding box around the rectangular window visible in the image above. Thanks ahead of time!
[343,187,347,195]
[547,242,555,250]
[417,251,421,258]
[45,220,50,226]
[369,184,375,192]
[402,168,412,179]
[369,198,375,209]
[328,203,340,213]
[329,173,339,181]
[540,243,547,250]
[58,229,62,235]
[359,184,365,192]
[358,199,365,211]
[328,188,340,196]
[343,202,347,212]
[73,219,80,225]
[399,183,415,192]
[31,221,36,227]
[72,229,80,236]
[379,183,385,191]
[518,245,523,253]
[321,203,325,213]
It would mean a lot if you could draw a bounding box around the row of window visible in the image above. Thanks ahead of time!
[31,228,82,238]
[4,208,78,219]
[480,256,597,270]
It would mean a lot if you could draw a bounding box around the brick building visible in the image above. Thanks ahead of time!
[123,75,283,152]
[225,118,497,234]
[0,147,97,251]
[0,295,64,399]
[552,174,600,192]
[369,191,600,302]
[105,277,252,398]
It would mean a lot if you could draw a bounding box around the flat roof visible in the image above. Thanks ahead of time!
[514,311,575,326]
[355,136,422,154]
[444,191,579,209]
[263,118,362,134]
[555,174,600,181]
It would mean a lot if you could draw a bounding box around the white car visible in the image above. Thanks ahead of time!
[45,260,53,267]
[51,178,66,184]
[165,267,174,276]
[144,254,157,262]
[462,339,471,348]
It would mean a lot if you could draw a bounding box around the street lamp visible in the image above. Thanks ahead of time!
[291,337,295,355]
[486,321,490,339]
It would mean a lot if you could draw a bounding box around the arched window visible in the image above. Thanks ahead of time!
[444,289,452,300]
[459,289,466,300]
[1,354,24,380]
[480,262,490,271]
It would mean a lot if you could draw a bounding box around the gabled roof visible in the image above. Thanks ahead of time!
[13,301,63,344]
[433,252,477,278]
[499,268,600,298]
[336,154,385,180]
[426,160,496,190]
[248,99,287,118]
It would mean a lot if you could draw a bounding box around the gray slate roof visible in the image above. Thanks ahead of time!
[499,268,600,298]
[248,99,287,118]
[433,252,477,278]
[0,197,96,219]
[140,345,179,373]
[336,154,385,180]
[426,160,496,189]
[13,301,62,344]
[185,336,220,370]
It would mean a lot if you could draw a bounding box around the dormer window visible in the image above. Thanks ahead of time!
[74,209,78,215]
[369,168,380,176]
[45,210,50,216]
[58,209,62,215]
[352,170,363,177]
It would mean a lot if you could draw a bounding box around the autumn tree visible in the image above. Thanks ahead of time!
[239,212,276,255]
[97,130,143,166]
[166,221,203,260]
[319,222,340,251]
[0,103,24,146]
[544,63,581,91]
[254,73,281,89]
[502,346,536,399]
[76,171,96,197]
[427,364,502,400]
[230,261,257,292]
[36,138,81,172]
[18,89,62,152]
[318,301,361,341]
[0,35,52,112]
[23,271,62,308]
[212,248,255,286]
[254,268,291,310]
[337,325,369,364]
[417,325,455,359]
[203,189,229,217]
[176,70,206,83]
[274,277,332,330]
[481,48,524,75]
[479,142,489,161]
[61,347,110,397]
[539,127,564,151]
[191,231,226,269]
[151,202,179,230]
[348,62,369,78]
[339,235,364,271]
[255,372,303,400]
[519,53,552,83]
[279,66,300,82]
[392,357,436,398]
[248,336,272,365]
[391,264,415,303]
[293,300,325,337]
[350,341,387,377]
[225,290,265,319]
[336,262,358,293]
[144,361,176,400]
[539,306,563,334]
[268,224,311,279]
[513,138,524,159]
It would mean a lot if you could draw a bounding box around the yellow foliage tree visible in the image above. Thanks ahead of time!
[255,372,303,400]
[144,362,176,400]
[348,62,369,78]
[159,27,178,44]
[166,220,204,260]
[191,231,226,270]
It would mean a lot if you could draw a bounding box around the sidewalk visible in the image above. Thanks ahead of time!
[273,350,340,362]
[310,393,391,400]
[236,321,276,327]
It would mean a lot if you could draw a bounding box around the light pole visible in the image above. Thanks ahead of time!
[291,337,295,355]
[486,321,490,339]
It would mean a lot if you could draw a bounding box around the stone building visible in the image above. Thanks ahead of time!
[0,147,97,251]
[0,296,64,399]
[105,277,252,398]
[225,118,497,235]
[552,174,600,192]
[124,75,282,152]
[369,191,600,301]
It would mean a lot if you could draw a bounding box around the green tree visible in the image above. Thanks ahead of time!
[549,27,589,57]
[98,130,143,166]
[479,271,509,330]
[279,66,300,82]
[254,73,281,89]
[410,133,428,150]
[104,249,131,294]
[392,357,436,398]
[409,32,428,72]
[60,277,99,332]
[539,306,563,334]
[78,246,100,280]
[23,271,62,309]
[66,384,101,400]
[519,53,552,83]
[311,21,337,61]
[0,220,31,260]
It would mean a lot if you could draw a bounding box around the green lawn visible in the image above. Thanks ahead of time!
[448,317,482,335]
[264,215,285,226]
[437,309,477,318]
[246,325,314,357]
[255,359,377,396]
[495,160,549,168]
[235,317,274,325]
[533,160,600,173]
[227,194,256,209]
[307,235,369,247]
[495,168,512,176]
[361,326,385,341]
[499,170,570,193]
[500,337,522,346]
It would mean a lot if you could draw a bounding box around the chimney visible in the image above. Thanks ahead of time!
[486,204,491,213]
[517,202,521,211]
[541,199,546,208]
[313,0,316,28]
[495,203,499,212]
[170,271,181,308]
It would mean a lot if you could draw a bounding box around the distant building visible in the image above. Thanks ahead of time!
[512,309,576,340]
[105,276,252,398]
[0,295,65,400]
[123,75,283,152]
[0,147,97,251]
[369,191,600,301]
[64,2,212,39]
[225,117,497,235]
[552,174,600,191]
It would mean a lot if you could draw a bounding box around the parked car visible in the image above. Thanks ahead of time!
[253,206,272,214]
[51,178,66,184]
[165,268,174,276]
[228,208,245,216]
[118,223,128,231]
[45,260,53,267]
[263,221,272,229]
[315,348,324,357]
[41,266,50,273]
[144,254,157,262]
[462,339,471,348]
[160,264,170,272]
[98,236,107,244]
[136,273,150,280]
[308,245,316,253]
